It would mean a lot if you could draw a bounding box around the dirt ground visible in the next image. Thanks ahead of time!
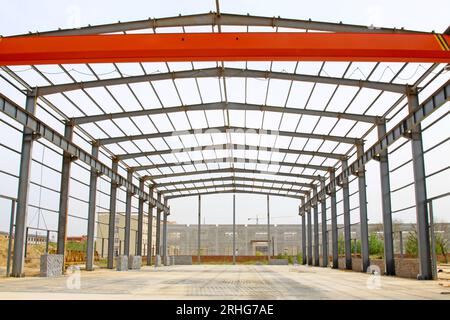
[0,236,49,276]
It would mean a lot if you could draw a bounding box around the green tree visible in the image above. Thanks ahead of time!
[405,230,418,257]
[351,239,361,255]
[368,233,384,256]
[435,233,449,263]
[338,234,345,255]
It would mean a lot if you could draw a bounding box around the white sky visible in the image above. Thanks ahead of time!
[0,0,449,236]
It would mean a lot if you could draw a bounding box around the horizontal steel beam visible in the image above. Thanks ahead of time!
[71,101,380,125]
[156,176,314,189]
[166,188,302,200]
[98,126,361,145]
[148,167,323,181]
[34,67,407,96]
[302,79,450,210]
[161,183,309,195]
[130,156,330,172]
[116,143,346,161]
[0,92,168,213]
[12,12,426,37]
[2,32,448,66]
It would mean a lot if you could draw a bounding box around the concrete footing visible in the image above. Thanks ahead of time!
[116,255,128,271]
[154,255,162,267]
[40,254,64,277]
[128,255,142,270]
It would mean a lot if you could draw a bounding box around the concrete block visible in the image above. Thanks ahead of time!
[172,255,193,265]
[116,255,128,271]
[40,254,64,277]
[128,255,142,270]
[268,259,288,265]
[154,255,161,267]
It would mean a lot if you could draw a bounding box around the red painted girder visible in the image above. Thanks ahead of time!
[0,32,449,65]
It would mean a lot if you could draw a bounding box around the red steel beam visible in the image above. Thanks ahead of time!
[0,32,449,65]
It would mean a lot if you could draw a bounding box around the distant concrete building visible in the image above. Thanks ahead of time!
[167,223,450,257]
[96,213,175,258]
[92,218,450,258]
[167,224,300,256]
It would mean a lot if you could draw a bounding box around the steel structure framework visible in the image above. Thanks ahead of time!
[0,9,449,280]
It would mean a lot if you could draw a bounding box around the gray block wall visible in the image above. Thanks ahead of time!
[268,259,289,265]
[173,255,193,265]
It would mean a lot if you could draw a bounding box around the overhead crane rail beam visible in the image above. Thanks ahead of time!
[0,32,449,66]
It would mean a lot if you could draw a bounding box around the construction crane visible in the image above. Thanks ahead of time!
[247,215,293,224]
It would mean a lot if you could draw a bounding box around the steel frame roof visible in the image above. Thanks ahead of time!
[1,11,448,203]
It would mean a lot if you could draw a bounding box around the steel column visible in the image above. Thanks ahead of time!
[137,178,145,256]
[267,195,271,261]
[320,180,328,267]
[155,192,162,256]
[306,193,313,265]
[312,185,320,266]
[123,169,133,256]
[6,199,16,276]
[162,199,168,266]
[300,198,307,265]
[329,169,339,269]
[407,92,432,280]
[56,124,74,262]
[11,94,36,277]
[341,159,352,270]
[377,122,395,275]
[86,143,99,271]
[232,194,236,265]
[106,158,119,268]
[107,159,118,269]
[197,195,201,263]
[147,185,154,265]
[356,144,370,272]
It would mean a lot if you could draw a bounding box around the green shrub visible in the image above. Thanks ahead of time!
[405,231,418,257]
[368,233,384,256]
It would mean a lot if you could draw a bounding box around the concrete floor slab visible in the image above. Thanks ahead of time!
[0,265,449,300]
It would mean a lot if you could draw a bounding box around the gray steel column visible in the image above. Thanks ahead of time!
[162,199,168,265]
[232,194,236,265]
[136,178,145,256]
[341,159,352,270]
[86,143,99,271]
[312,185,320,266]
[407,92,432,280]
[300,198,307,265]
[356,145,370,272]
[329,168,339,269]
[11,94,36,277]
[377,122,395,275]
[306,193,313,265]
[155,192,162,256]
[197,195,201,263]
[320,180,328,267]
[267,195,271,260]
[146,185,154,265]
[56,123,74,260]
[123,169,133,256]
[107,158,119,269]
